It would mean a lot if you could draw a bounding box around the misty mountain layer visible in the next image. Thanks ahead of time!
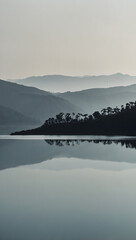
[58,84,136,114]
[0,80,81,134]
[13,73,136,92]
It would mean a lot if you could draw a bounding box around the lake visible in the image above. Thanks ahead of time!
[0,136,136,240]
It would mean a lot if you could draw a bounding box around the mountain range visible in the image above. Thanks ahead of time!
[2,73,136,134]
[58,84,136,113]
[11,73,136,92]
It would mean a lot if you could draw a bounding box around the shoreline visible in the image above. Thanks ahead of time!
[1,135,136,141]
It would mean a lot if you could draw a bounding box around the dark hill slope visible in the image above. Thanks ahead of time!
[0,80,82,124]
[0,105,38,125]
[0,105,39,134]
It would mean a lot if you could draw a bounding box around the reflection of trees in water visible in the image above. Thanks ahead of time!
[94,140,136,149]
[45,140,87,147]
[45,139,136,149]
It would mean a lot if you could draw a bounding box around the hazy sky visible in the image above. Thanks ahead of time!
[1,0,136,79]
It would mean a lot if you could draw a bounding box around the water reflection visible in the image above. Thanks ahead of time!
[0,138,136,170]
[46,139,136,149]
[1,138,136,240]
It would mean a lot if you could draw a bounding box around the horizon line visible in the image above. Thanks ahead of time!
[6,72,136,81]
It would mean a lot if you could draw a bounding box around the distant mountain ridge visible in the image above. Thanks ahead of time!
[10,73,136,92]
[58,84,136,114]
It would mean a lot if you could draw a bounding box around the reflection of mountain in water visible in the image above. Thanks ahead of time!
[0,139,136,171]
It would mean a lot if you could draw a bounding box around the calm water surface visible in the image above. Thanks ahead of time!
[0,136,136,240]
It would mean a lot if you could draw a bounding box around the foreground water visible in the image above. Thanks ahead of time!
[0,136,136,240]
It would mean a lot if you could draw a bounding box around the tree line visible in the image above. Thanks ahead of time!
[44,101,136,126]
[11,100,136,136]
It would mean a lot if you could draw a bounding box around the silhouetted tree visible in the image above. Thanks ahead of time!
[65,113,71,123]
[121,105,124,112]
[88,115,93,121]
[75,113,81,122]
[101,108,107,116]
[113,106,120,114]
[126,103,130,110]
[107,107,113,115]
[56,112,64,123]
[93,111,101,119]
